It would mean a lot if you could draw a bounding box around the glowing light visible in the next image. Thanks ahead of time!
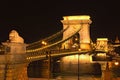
[79,54,92,63]
[75,38,78,41]
[78,48,81,51]
[97,53,106,57]
[114,61,119,66]
[63,15,90,20]
[79,54,86,59]
[57,60,60,62]
[97,38,108,41]
[80,44,90,50]
[62,54,92,64]
[41,41,47,45]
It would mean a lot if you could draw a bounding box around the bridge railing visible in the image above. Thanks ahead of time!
[26,47,94,62]
[49,48,79,54]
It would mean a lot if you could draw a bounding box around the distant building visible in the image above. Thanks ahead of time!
[115,36,120,43]
[113,36,120,47]
[96,38,108,51]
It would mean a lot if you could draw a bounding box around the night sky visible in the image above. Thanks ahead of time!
[0,0,120,43]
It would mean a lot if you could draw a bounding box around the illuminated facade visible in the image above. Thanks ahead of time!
[96,38,108,51]
[62,54,92,64]
[61,15,92,50]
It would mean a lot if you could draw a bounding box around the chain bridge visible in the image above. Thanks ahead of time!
[0,15,112,80]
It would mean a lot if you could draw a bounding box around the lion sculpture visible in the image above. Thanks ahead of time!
[9,30,24,43]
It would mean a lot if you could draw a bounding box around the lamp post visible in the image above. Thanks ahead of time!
[46,51,51,80]
[78,53,80,80]
[78,49,81,80]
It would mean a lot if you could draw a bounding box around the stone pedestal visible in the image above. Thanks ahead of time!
[0,65,6,80]
[2,41,28,80]
[5,63,28,80]
[102,70,112,80]
[40,55,52,79]
[0,30,29,80]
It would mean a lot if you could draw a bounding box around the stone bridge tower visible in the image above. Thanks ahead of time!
[61,15,92,50]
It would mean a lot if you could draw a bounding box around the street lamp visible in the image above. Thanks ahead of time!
[42,41,47,46]
[78,53,79,80]
[78,49,81,80]
[114,61,119,66]
[78,54,80,80]
[46,51,51,80]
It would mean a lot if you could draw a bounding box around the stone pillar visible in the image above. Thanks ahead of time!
[0,64,6,80]
[5,63,28,80]
[40,52,53,79]
[1,30,28,80]
[101,62,112,80]
[78,16,92,50]
[2,42,28,80]
[39,60,52,78]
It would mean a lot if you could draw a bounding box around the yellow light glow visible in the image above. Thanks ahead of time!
[79,54,91,63]
[78,48,81,51]
[62,54,92,64]
[63,15,90,20]
[97,53,106,56]
[41,41,47,45]
[114,61,119,66]
[79,54,86,59]
[75,38,78,41]
[97,38,108,41]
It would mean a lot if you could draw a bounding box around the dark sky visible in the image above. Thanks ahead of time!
[0,0,120,43]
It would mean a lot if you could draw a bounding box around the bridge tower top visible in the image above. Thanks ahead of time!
[61,15,92,50]
[63,15,90,20]
[61,15,92,25]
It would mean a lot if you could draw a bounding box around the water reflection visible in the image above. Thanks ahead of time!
[54,54,101,79]
[28,54,102,79]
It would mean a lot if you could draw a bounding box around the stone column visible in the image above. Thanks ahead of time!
[5,63,28,80]
[1,30,28,80]
[0,64,6,80]
[2,42,28,80]
[101,62,112,80]
[78,16,92,50]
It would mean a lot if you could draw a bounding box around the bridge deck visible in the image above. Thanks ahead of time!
[29,76,101,80]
